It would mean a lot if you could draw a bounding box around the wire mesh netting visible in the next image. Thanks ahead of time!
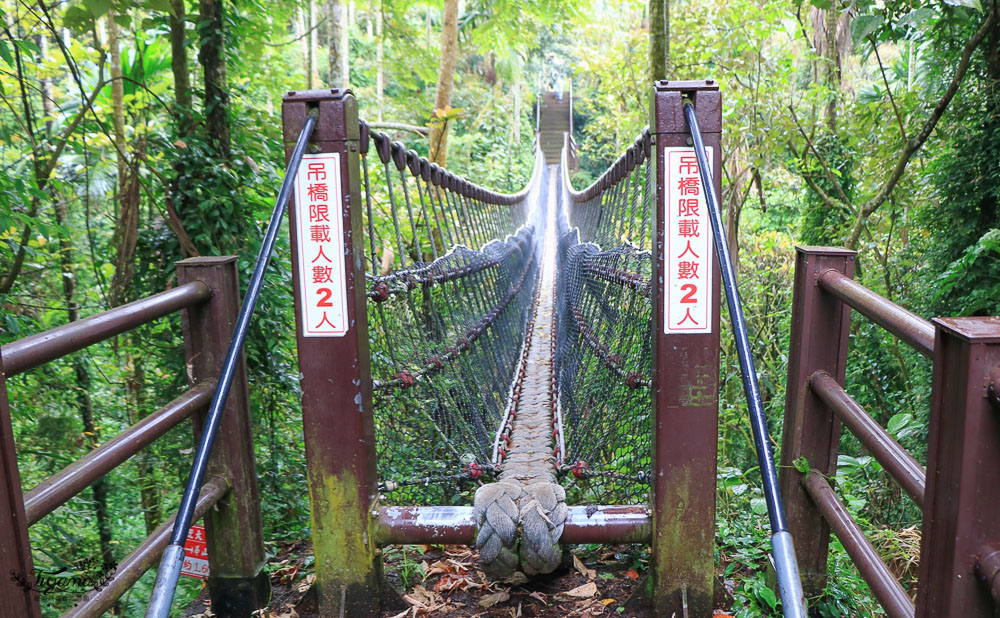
[554,131,654,504]
[360,122,546,505]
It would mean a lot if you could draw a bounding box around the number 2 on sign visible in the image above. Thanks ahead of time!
[680,284,697,303]
[316,288,333,307]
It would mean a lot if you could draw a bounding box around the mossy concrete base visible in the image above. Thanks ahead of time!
[208,570,271,617]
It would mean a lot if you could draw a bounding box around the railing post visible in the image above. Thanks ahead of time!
[282,90,380,616]
[176,257,270,616]
[0,350,40,616]
[917,317,1000,616]
[649,80,722,615]
[777,246,855,596]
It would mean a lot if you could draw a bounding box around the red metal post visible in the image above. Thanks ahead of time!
[282,89,380,616]
[916,317,1000,616]
[777,247,855,596]
[0,349,40,616]
[177,257,270,616]
[649,80,722,615]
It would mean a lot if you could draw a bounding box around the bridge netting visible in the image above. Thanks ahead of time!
[361,117,655,509]
[555,131,654,504]
[360,123,546,505]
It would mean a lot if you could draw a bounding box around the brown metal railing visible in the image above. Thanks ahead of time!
[0,257,267,618]
[778,246,1000,617]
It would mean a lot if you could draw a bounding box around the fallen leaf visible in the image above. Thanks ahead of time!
[388,609,411,618]
[625,569,639,580]
[528,591,547,603]
[599,598,616,606]
[503,571,529,585]
[479,589,510,608]
[573,553,596,579]
[380,245,395,275]
[555,581,598,602]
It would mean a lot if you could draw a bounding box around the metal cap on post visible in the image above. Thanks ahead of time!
[282,89,380,616]
[649,80,721,616]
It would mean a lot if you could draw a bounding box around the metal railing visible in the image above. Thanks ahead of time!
[0,260,261,617]
[145,107,319,617]
[778,247,1000,616]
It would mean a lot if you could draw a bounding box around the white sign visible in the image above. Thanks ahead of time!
[664,147,713,334]
[294,153,349,337]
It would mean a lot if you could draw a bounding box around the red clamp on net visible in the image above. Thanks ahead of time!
[571,460,588,478]
[625,370,645,389]
[394,370,415,388]
[425,355,443,370]
[463,462,482,479]
[370,282,390,303]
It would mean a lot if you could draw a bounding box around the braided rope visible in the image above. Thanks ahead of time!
[519,482,567,575]
[473,482,522,577]
[475,165,567,578]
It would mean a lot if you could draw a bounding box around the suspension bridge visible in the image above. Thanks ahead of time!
[1,81,999,618]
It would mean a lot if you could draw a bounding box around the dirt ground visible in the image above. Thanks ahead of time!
[184,540,736,618]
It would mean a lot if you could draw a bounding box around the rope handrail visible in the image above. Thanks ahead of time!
[361,119,537,206]
[562,129,650,203]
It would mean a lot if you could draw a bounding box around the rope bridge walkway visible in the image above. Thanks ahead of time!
[2,83,999,618]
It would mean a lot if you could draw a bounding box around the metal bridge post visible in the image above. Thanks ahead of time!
[777,247,855,597]
[649,80,722,615]
[916,317,1000,616]
[0,349,41,616]
[177,257,270,616]
[281,89,380,616]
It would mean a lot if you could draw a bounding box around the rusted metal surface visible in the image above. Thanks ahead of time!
[988,365,1000,411]
[803,472,914,618]
[975,543,1000,606]
[649,79,721,617]
[778,247,855,596]
[1,281,211,377]
[818,269,934,358]
[0,350,41,616]
[24,382,214,525]
[64,476,229,618]
[917,317,1000,616]
[809,371,926,506]
[375,505,651,546]
[177,257,269,616]
[284,89,380,616]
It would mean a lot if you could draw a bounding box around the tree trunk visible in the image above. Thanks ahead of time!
[376,3,384,122]
[428,0,459,166]
[327,0,344,87]
[342,1,350,85]
[649,0,669,81]
[52,199,115,568]
[169,0,191,131]
[199,0,230,157]
[308,0,316,88]
[812,6,845,132]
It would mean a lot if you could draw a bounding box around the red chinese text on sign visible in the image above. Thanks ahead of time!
[180,524,209,580]
[664,147,713,334]
[294,153,349,337]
